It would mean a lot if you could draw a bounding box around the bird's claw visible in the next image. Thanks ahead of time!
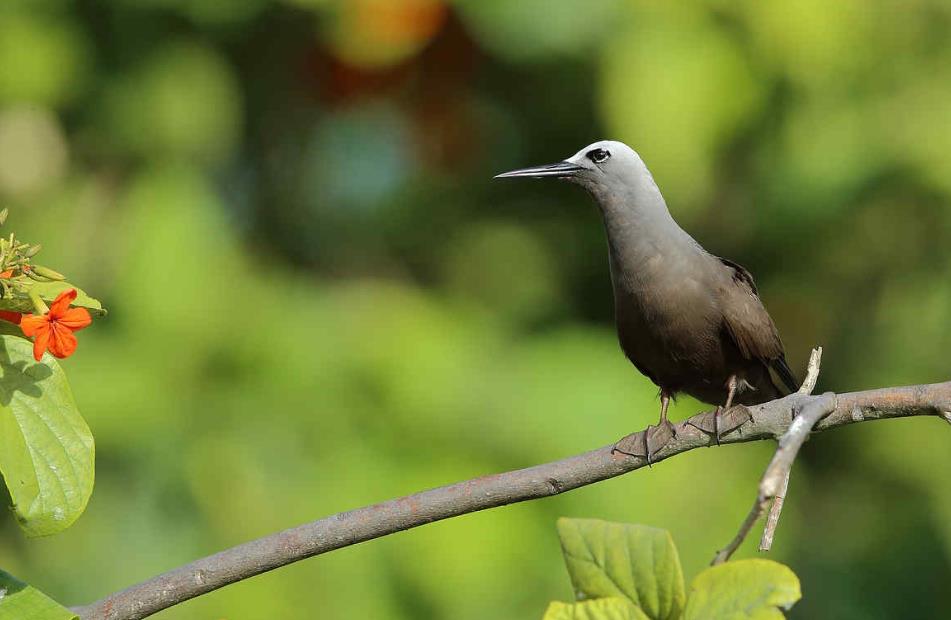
[685,405,752,444]
[714,406,722,445]
[644,419,676,465]
[611,421,676,464]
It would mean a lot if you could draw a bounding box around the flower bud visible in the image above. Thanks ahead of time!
[31,265,65,280]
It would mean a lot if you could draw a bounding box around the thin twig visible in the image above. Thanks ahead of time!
[759,472,790,552]
[712,392,837,564]
[798,347,823,395]
[74,381,951,620]
[757,347,823,551]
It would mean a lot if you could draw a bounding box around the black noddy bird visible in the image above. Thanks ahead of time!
[496,140,797,459]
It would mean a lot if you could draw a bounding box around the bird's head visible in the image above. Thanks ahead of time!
[494,140,655,200]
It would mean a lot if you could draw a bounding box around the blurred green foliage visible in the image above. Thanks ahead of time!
[0,0,949,618]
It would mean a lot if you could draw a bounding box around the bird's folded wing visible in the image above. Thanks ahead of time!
[717,257,784,363]
[718,257,799,393]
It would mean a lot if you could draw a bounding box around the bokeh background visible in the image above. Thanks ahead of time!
[1,0,950,618]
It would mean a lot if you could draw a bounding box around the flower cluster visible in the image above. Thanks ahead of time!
[0,211,98,361]
[0,289,92,361]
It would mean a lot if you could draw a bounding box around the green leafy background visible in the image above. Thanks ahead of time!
[0,1,949,618]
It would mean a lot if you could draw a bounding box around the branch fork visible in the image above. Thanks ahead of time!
[712,348,831,564]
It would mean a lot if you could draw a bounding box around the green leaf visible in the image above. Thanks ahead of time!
[684,559,801,620]
[557,518,685,620]
[543,598,651,620]
[0,569,77,619]
[0,280,106,316]
[0,335,94,536]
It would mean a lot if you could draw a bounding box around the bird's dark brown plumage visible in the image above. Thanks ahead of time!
[610,242,795,412]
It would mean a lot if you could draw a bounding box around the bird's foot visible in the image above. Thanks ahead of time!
[644,419,676,465]
[686,405,752,444]
[611,420,675,464]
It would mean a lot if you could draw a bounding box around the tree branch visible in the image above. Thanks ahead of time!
[73,379,951,620]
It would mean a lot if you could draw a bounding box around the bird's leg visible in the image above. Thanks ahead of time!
[645,390,676,464]
[660,390,671,425]
[724,375,737,410]
[714,375,738,445]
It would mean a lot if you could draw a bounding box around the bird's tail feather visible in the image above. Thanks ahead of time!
[771,356,799,394]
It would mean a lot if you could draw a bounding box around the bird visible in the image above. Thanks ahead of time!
[495,140,797,460]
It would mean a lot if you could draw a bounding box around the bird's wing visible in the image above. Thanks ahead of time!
[717,257,798,393]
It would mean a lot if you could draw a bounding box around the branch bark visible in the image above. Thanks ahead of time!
[73,379,951,620]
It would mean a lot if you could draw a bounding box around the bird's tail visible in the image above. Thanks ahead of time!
[771,355,799,394]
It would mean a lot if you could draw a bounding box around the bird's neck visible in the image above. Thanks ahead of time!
[596,184,700,267]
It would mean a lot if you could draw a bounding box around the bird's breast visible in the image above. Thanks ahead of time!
[611,250,727,384]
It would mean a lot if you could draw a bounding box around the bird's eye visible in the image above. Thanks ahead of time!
[587,148,610,164]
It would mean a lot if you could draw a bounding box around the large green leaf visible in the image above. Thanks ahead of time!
[543,598,651,620]
[0,335,94,536]
[0,569,77,619]
[0,281,105,316]
[684,559,801,620]
[557,519,685,620]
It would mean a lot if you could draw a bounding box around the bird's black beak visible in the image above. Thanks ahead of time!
[494,161,585,179]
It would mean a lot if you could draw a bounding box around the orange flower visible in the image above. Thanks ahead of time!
[20,289,92,361]
[0,270,13,278]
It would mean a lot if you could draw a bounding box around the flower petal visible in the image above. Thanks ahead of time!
[20,314,48,337]
[49,322,78,358]
[48,288,78,318]
[57,307,92,331]
[32,326,51,361]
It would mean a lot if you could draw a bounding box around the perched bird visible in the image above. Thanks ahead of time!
[496,140,797,459]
